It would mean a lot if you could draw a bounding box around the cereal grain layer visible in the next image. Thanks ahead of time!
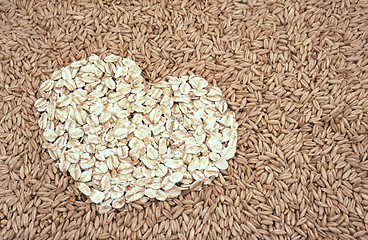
[0,0,368,240]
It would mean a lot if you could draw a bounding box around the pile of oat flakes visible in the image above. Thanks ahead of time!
[34,54,238,210]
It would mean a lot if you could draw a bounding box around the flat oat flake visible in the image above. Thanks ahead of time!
[35,54,238,212]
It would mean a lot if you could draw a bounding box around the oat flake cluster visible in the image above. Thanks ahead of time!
[34,54,238,211]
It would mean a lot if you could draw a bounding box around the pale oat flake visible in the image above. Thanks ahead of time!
[35,54,238,212]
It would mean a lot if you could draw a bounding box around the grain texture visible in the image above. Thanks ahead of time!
[0,0,368,239]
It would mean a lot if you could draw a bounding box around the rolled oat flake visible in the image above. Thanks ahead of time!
[35,54,238,213]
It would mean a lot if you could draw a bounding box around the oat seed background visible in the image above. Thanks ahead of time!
[0,0,368,239]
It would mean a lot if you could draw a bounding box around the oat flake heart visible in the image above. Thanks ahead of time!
[34,54,238,213]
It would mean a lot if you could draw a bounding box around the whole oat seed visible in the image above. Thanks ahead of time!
[1,0,368,239]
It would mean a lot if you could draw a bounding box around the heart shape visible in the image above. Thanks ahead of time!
[35,54,238,211]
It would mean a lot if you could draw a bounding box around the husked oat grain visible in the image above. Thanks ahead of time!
[1,0,368,239]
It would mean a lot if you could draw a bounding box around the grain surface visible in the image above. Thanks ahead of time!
[1,0,368,239]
